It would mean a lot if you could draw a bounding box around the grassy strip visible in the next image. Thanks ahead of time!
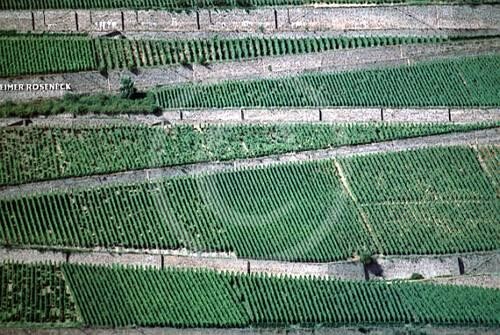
[0,122,496,186]
[0,0,498,10]
[156,54,500,108]
[0,93,159,118]
[0,34,449,77]
[1,145,498,261]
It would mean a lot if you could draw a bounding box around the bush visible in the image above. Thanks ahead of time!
[120,76,137,99]
[0,92,159,118]
[359,251,374,265]
[410,273,424,280]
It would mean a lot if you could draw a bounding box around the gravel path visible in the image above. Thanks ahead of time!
[1,247,498,285]
[0,128,497,198]
[2,326,499,335]
[2,108,498,127]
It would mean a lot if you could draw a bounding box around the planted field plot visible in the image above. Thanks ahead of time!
[7,262,497,328]
[92,35,445,71]
[0,34,446,77]
[156,55,500,108]
[0,262,79,324]
[476,145,500,194]
[0,122,494,186]
[340,146,495,203]
[0,160,370,261]
[1,146,498,261]
[362,202,500,254]
[0,36,96,77]
[0,0,494,10]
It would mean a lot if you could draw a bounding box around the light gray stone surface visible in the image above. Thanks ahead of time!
[384,108,449,122]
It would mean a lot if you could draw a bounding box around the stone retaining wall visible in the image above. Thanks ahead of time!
[0,5,498,33]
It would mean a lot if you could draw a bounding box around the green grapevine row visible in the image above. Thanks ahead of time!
[0,0,494,10]
[155,55,500,108]
[0,33,447,77]
[362,201,500,255]
[0,160,370,261]
[0,262,79,324]
[0,36,96,77]
[93,35,445,71]
[476,145,500,196]
[236,271,500,325]
[340,146,496,203]
[63,263,500,327]
[1,146,498,260]
[1,122,495,186]
[63,263,248,327]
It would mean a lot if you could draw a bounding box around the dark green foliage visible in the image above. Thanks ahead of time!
[0,93,158,118]
[0,122,495,185]
[410,273,424,280]
[156,55,500,108]
[119,76,137,99]
[359,251,374,265]
[0,262,80,324]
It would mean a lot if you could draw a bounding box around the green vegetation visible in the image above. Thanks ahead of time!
[476,145,500,195]
[6,262,493,327]
[0,0,496,10]
[119,76,137,99]
[63,263,248,327]
[156,55,500,108]
[0,262,80,324]
[340,146,495,203]
[0,34,448,77]
[1,122,496,186]
[0,35,95,77]
[92,35,446,71]
[0,93,158,118]
[1,146,498,261]
[362,202,499,254]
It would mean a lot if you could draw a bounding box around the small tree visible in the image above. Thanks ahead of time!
[359,251,374,265]
[120,76,136,99]
[410,273,424,280]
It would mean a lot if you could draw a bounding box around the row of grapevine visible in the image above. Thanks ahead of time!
[1,146,499,260]
[476,145,500,195]
[155,55,500,108]
[62,263,248,327]
[1,122,495,186]
[0,36,96,77]
[5,262,499,327]
[0,0,475,10]
[362,201,500,255]
[235,271,500,325]
[93,35,446,71]
[339,146,496,203]
[0,160,371,261]
[0,33,447,77]
[0,262,79,324]
[62,263,500,326]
